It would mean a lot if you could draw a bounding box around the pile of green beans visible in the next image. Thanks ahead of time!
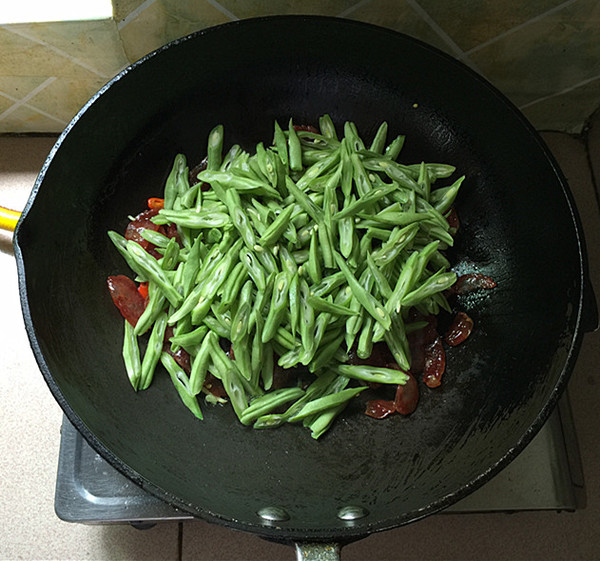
[109,115,463,439]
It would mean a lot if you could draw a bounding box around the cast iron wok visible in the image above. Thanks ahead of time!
[14,15,596,558]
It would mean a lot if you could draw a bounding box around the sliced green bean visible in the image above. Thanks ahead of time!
[160,352,203,420]
[125,240,182,307]
[122,319,141,390]
[337,364,409,385]
[239,387,305,425]
[139,311,168,390]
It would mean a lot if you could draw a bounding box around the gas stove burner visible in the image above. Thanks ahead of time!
[54,393,584,526]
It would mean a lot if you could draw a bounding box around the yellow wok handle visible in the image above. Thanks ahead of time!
[0,206,21,232]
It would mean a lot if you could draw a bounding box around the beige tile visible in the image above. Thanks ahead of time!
[0,93,15,114]
[215,0,359,18]
[0,75,50,99]
[0,103,67,133]
[118,0,230,62]
[0,26,105,79]
[520,76,600,134]
[345,0,454,55]
[417,0,568,52]
[113,0,148,23]
[469,0,600,108]
[5,19,129,79]
[26,75,108,123]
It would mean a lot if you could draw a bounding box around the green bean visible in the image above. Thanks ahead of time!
[110,116,466,438]
[337,364,410,385]
[333,251,391,331]
[189,330,212,394]
[312,271,346,298]
[288,118,303,171]
[163,154,186,210]
[335,183,397,221]
[350,153,372,197]
[285,176,323,222]
[299,278,316,361]
[220,143,243,172]
[256,142,278,187]
[259,204,295,246]
[190,240,243,324]
[134,281,166,336]
[318,114,338,140]
[125,240,182,307]
[287,387,367,423]
[231,280,253,344]
[309,333,345,373]
[196,169,282,199]
[239,387,305,425]
[240,247,266,291]
[273,120,289,168]
[384,134,405,160]
[160,352,203,420]
[366,252,392,300]
[372,223,419,267]
[139,311,168,390]
[369,121,388,154]
[140,228,171,248]
[262,272,290,343]
[206,332,249,418]
[154,208,230,229]
[307,228,322,284]
[383,317,411,371]
[159,237,180,271]
[170,324,208,350]
[307,294,357,317]
[401,269,457,308]
[430,175,464,213]
[122,319,141,390]
[288,271,300,337]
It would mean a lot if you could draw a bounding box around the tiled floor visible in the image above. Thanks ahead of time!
[1,111,599,560]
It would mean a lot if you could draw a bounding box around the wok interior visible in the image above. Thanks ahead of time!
[16,18,584,541]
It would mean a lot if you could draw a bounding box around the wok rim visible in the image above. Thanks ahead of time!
[13,15,591,543]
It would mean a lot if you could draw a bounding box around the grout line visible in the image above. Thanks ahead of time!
[0,77,66,125]
[519,73,600,110]
[337,0,374,18]
[117,0,159,30]
[204,0,240,21]
[1,25,110,78]
[404,0,483,74]
[465,0,580,55]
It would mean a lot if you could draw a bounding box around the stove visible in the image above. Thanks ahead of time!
[54,391,584,527]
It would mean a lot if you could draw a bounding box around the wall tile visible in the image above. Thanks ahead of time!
[416,0,569,52]
[0,0,598,133]
[117,0,230,62]
[27,76,109,123]
[0,27,102,79]
[0,75,50,99]
[521,76,600,134]
[345,0,454,55]
[214,0,359,18]
[469,0,600,107]
[0,104,64,133]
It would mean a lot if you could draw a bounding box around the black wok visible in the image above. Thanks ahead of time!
[14,15,596,558]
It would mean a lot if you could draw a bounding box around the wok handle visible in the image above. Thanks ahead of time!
[294,542,341,561]
[0,206,21,232]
